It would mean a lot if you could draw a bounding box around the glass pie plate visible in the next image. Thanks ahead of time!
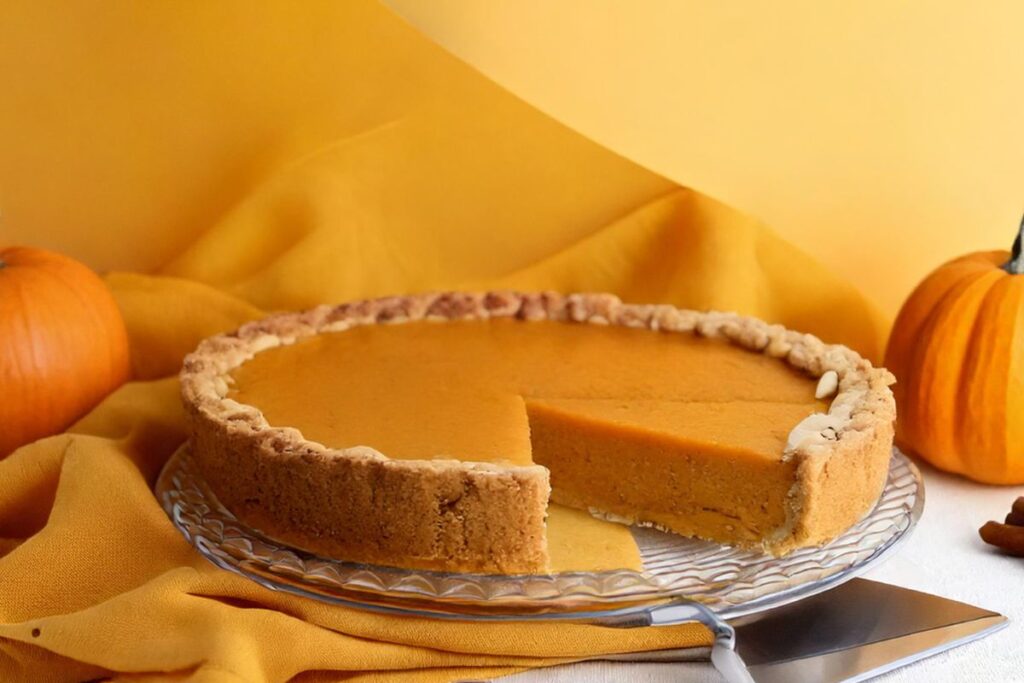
[157,445,923,622]
[158,445,923,682]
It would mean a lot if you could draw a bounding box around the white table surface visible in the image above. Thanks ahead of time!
[501,460,1024,682]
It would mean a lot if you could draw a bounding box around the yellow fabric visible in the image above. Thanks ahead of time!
[0,1,887,681]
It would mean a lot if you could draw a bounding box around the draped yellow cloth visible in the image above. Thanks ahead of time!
[0,1,885,681]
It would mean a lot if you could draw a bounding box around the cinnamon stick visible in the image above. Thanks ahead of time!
[980,521,1024,557]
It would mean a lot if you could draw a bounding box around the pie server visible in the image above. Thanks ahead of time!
[563,578,1007,683]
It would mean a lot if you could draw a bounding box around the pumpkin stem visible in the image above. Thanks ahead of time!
[1006,214,1024,275]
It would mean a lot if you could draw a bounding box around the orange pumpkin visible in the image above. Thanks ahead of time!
[885,220,1024,484]
[0,246,131,457]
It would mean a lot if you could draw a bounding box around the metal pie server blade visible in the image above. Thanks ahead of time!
[733,578,1007,683]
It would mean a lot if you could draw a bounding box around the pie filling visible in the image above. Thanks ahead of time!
[527,399,809,544]
[226,317,827,568]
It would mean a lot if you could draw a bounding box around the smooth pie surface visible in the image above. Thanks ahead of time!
[228,317,827,566]
[230,318,825,463]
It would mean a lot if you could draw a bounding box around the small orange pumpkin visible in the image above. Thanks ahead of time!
[0,246,131,457]
[885,219,1024,484]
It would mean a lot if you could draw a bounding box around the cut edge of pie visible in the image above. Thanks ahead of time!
[179,291,896,574]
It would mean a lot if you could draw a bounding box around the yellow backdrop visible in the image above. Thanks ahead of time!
[387,0,1024,316]
[7,2,1023,319]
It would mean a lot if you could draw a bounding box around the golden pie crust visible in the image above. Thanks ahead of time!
[179,292,895,574]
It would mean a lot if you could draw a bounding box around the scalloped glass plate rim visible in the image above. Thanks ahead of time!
[157,445,923,620]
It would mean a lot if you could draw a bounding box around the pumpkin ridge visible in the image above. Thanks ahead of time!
[51,263,125,379]
[886,258,993,421]
[957,276,1019,481]
[901,268,1002,474]
[1009,289,1024,481]
[888,268,954,448]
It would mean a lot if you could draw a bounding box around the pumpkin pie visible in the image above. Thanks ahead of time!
[180,292,895,574]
